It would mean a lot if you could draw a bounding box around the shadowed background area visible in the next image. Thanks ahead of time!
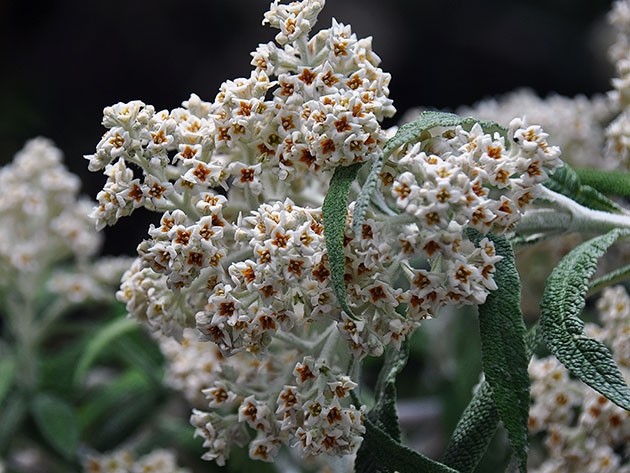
[0,0,615,254]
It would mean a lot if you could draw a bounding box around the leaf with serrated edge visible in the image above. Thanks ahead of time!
[541,228,630,410]
[323,163,363,320]
[353,111,506,233]
[443,327,541,472]
[473,231,529,473]
[442,381,499,473]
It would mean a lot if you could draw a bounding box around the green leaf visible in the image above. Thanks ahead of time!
[74,317,140,385]
[540,228,630,410]
[443,327,541,473]
[356,339,458,473]
[323,163,364,320]
[110,328,165,383]
[472,232,529,473]
[370,339,410,441]
[31,393,80,459]
[588,263,630,297]
[0,356,16,407]
[545,164,622,213]
[145,416,204,455]
[574,167,630,199]
[442,380,499,473]
[357,416,459,473]
[0,392,27,455]
[353,111,506,233]
[40,341,88,397]
[79,369,162,450]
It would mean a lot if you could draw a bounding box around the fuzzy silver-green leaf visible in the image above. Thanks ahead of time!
[545,164,622,213]
[323,163,363,320]
[540,228,630,410]
[357,416,459,473]
[474,232,529,473]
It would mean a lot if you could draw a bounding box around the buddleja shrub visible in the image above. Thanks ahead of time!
[81,0,630,471]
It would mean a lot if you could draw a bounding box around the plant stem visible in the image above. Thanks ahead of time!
[33,297,71,345]
[517,187,630,236]
[7,286,38,393]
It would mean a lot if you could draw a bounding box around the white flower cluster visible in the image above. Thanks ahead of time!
[606,0,630,168]
[0,138,128,302]
[48,257,134,304]
[457,89,613,169]
[528,286,630,473]
[0,138,100,279]
[85,0,394,230]
[381,118,562,316]
[246,1,395,176]
[87,0,394,463]
[195,200,328,354]
[160,329,363,465]
[122,194,443,360]
[88,0,566,467]
[82,448,190,473]
[85,99,222,230]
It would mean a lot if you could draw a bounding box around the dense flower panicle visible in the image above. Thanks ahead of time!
[263,0,325,45]
[162,329,363,465]
[528,286,630,473]
[48,256,133,304]
[457,87,628,317]
[86,100,224,230]
[389,119,562,233]
[213,8,395,179]
[376,118,562,322]
[89,0,567,467]
[196,199,328,355]
[0,138,128,306]
[0,139,148,471]
[456,89,613,170]
[127,197,412,359]
[0,138,102,281]
[85,0,395,228]
[606,0,630,167]
[82,448,190,473]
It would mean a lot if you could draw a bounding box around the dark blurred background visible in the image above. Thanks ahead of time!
[0,0,616,254]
